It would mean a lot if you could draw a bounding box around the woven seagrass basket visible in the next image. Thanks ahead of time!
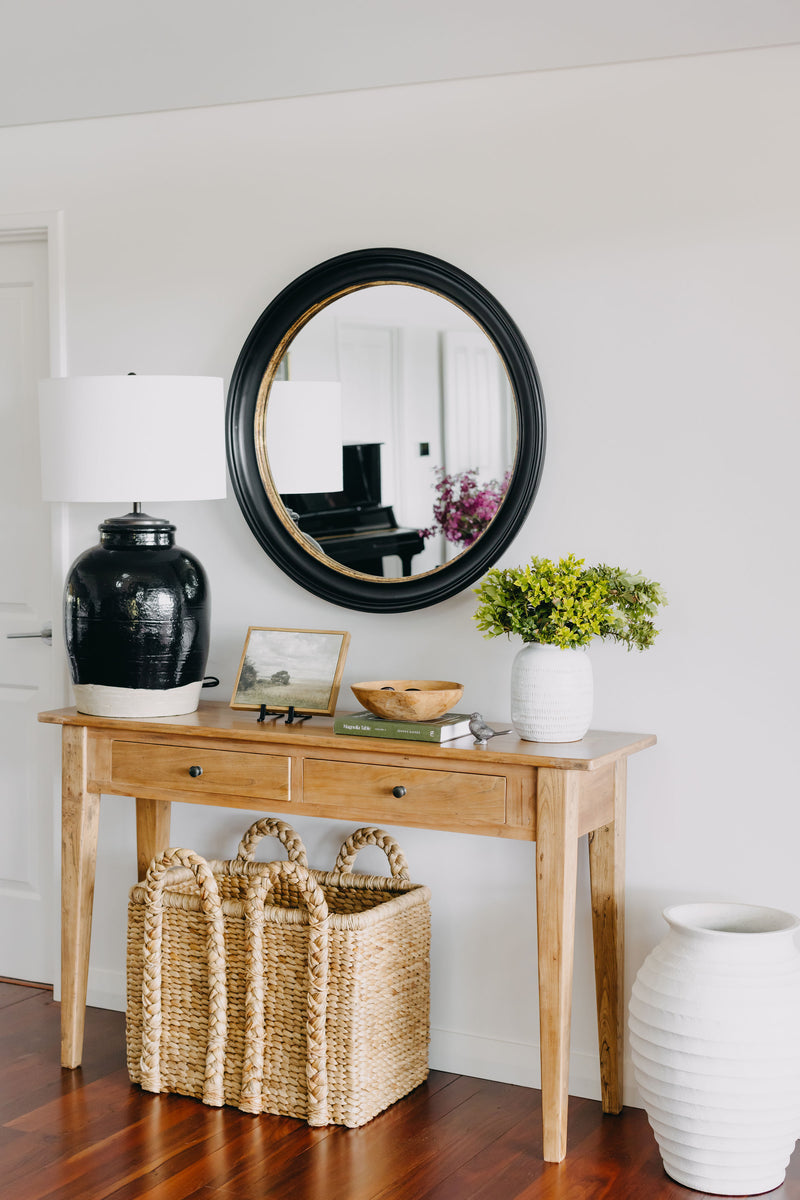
[126,818,430,1128]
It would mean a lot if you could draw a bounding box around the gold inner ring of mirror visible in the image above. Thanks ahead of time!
[254,281,518,583]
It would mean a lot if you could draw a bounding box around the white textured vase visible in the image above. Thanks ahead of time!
[509,643,593,742]
[630,903,800,1196]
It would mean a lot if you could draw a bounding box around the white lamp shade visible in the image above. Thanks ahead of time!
[265,381,343,494]
[38,375,227,503]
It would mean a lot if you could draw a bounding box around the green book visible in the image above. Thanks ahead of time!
[333,710,473,743]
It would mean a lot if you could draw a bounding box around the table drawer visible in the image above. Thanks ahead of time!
[304,758,506,825]
[110,741,290,801]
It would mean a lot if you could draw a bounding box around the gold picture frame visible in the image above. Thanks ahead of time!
[230,626,350,716]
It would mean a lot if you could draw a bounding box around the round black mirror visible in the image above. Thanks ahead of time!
[226,248,545,612]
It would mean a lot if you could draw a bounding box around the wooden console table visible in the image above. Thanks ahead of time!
[39,702,655,1162]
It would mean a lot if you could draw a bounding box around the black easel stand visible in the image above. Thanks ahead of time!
[257,704,313,726]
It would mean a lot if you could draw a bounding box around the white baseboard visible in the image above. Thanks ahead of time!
[79,968,643,1108]
[86,966,126,1013]
[430,1026,643,1108]
[430,1025,598,1099]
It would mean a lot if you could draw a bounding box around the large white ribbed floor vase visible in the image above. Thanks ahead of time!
[629,903,800,1196]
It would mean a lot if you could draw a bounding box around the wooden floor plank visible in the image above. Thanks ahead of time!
[1,983,799,1200]
[102,1112,329,1200]
[206,1077,490,1200]
[400,1097,600,1200]
[0,982,49,1009]
[365,1081,549,1200]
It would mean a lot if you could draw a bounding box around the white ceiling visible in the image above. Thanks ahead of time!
[3,0,800,128]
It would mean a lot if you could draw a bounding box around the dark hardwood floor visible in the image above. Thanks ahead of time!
[1,981,798,1200]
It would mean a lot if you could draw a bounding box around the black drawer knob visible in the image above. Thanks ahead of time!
[392,785,407,799]
[188,765,203,778]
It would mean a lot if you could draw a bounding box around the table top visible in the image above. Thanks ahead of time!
[39,703,656,772]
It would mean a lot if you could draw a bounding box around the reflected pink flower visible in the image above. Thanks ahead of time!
[420,467,511,549]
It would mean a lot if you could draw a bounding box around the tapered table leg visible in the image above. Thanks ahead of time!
[135,798,172,881]
[588,757,627,1113]
[535,767,580,1163]
[60,725,100,1069]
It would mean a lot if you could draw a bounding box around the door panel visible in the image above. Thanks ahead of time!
[0,236,57,982]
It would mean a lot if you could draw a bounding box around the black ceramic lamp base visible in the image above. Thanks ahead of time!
[64,511,211,719]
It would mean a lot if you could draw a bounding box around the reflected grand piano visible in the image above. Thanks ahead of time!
[282,443,425,577]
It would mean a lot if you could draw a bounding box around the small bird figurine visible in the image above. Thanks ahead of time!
[469,712,511,745]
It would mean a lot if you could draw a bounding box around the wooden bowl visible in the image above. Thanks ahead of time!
[351,679,464,722]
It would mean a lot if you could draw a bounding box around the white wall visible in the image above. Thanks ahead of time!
[3,43,799,1104]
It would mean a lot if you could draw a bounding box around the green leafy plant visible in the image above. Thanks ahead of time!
[473,554,667,651]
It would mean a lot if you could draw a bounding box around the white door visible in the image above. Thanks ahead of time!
[440,329,515,562]
[338,322,399,507]
[338,323,408,575]
[441,328,514,484]
[0,234,60,983]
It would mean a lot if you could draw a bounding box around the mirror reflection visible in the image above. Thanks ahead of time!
[262,285,516,580]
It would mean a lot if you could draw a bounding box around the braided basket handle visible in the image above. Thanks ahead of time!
[240,860,330,1125]
[140,848,227,1107]
[333,826,410,880]
[235,816,309,867]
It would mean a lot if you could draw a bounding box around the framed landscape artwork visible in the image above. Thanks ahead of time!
[230,626,351,716]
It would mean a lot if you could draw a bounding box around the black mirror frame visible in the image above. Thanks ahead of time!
[226,248,546,613]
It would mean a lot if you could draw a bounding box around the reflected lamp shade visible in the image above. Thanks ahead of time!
[265,381,344,495]
[38,375,226,719]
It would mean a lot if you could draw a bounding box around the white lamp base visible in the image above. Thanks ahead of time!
[73,681,203,719]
